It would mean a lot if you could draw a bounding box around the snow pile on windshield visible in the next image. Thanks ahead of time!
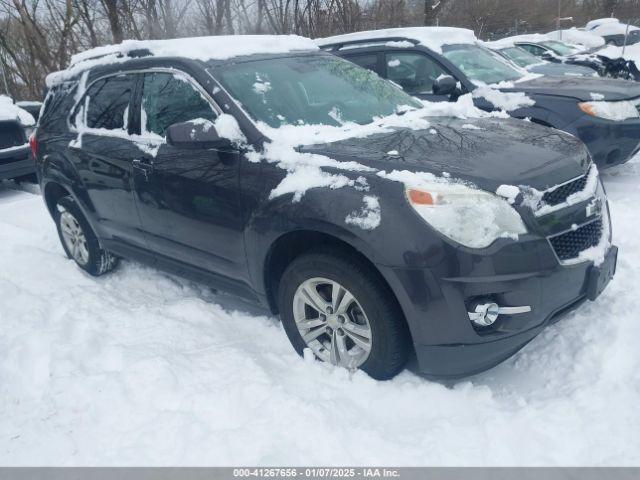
[316,27,478,53]
[48,35,318,86]
[0,95,36,126]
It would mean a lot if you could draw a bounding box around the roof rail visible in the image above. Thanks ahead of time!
[320,36,420,51]
[69,47,153,68]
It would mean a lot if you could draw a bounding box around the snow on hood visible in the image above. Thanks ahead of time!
[598,43,640,66]
[48,35,318,86]
[0,95,36,126]
[316,27,478,53]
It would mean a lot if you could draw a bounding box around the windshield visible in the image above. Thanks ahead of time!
[540,41,579,55]
[442,44,523,84]
[213,55,422,128]
[499,47,542,67]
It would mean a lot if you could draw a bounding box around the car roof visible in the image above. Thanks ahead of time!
[46,35,319,87]
[316,27,478,53]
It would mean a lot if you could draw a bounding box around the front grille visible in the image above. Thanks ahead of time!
[549,219,602,261]
[542,172,589,207]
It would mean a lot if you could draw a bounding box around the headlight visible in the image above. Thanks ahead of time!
[406,184,527,248]
[578,100,640,121]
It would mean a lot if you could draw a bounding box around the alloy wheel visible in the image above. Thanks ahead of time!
[59,209,89,266]
[293,277,372,369]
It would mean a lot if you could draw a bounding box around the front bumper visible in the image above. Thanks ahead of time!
[568,115,640,168]
[378,240,617,378]
[0,145,34,180]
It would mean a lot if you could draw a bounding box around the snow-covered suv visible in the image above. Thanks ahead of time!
[0,96,36,181]
[35,35,617,379]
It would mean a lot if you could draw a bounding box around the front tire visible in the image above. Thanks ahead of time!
[278,250,411,380]
[55,196,118,276]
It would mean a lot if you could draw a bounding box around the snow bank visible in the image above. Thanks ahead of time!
[0,95,36,126]
[0,152,638,467]
[316,27,478,53]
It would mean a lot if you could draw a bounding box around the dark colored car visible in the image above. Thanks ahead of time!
[0,98,36,181]
[318,28,640,168]
[35,36,617,380]
[492,45,597,77]
[511,39,640,81]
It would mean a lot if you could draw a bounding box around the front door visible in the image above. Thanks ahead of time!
[131,70,247,282]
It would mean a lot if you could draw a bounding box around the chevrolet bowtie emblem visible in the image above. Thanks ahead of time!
[586,197,603,218]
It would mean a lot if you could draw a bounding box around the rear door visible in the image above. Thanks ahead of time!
[68,73,146,248]
[130,70,247,282]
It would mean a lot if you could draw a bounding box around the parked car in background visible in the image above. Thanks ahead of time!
[0,96,36,182]
[319,27,640,168]
[490,45,597,77]
[35,35,617,379]
[585,18,640,46]
[16,101,43,122]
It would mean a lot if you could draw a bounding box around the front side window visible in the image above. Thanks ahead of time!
[385,52,450,95]
[442,44,523,85]
[499,47,541,68]
[518,44,547,57]
[540,41,579,56]
[214,54,421,128]
[84,75,133,130]
[345,54,380,74]
[141,72,217,137]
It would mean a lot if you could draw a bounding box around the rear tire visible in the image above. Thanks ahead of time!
[277,250,411,380]
[55,196,118,276]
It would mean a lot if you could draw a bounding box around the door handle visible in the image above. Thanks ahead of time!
[132,158,154,180]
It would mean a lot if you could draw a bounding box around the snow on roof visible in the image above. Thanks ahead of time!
[70,34,318,65]
[546,29,605,49]
[316,27,478,53]
[590,21,639,37]
[48,35,318,86]
[586,18,620,31]
[0,95,35,126]
[485,33,553,49]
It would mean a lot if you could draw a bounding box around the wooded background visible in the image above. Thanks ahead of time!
[1,0,640,100]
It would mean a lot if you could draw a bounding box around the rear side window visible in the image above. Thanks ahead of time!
[141,72,217,137]
[519,44,547,56]
[0,122,25,149]
[83,75,134,131]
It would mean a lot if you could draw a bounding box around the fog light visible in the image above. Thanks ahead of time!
[468,302,532,327]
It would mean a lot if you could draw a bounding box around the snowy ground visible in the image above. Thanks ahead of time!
[0,160,639,466]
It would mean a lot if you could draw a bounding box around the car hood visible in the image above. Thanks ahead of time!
[528,63,595,77]
[503,75,640,101]
[297,117,591,193]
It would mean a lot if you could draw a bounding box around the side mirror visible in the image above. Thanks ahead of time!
[432,75,457,96]
[541,51,555,60]
[166,119,232,149]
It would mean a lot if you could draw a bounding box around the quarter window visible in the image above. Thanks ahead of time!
[141,72,217,137]
[83,75,133,130]
[385,52,449,95]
